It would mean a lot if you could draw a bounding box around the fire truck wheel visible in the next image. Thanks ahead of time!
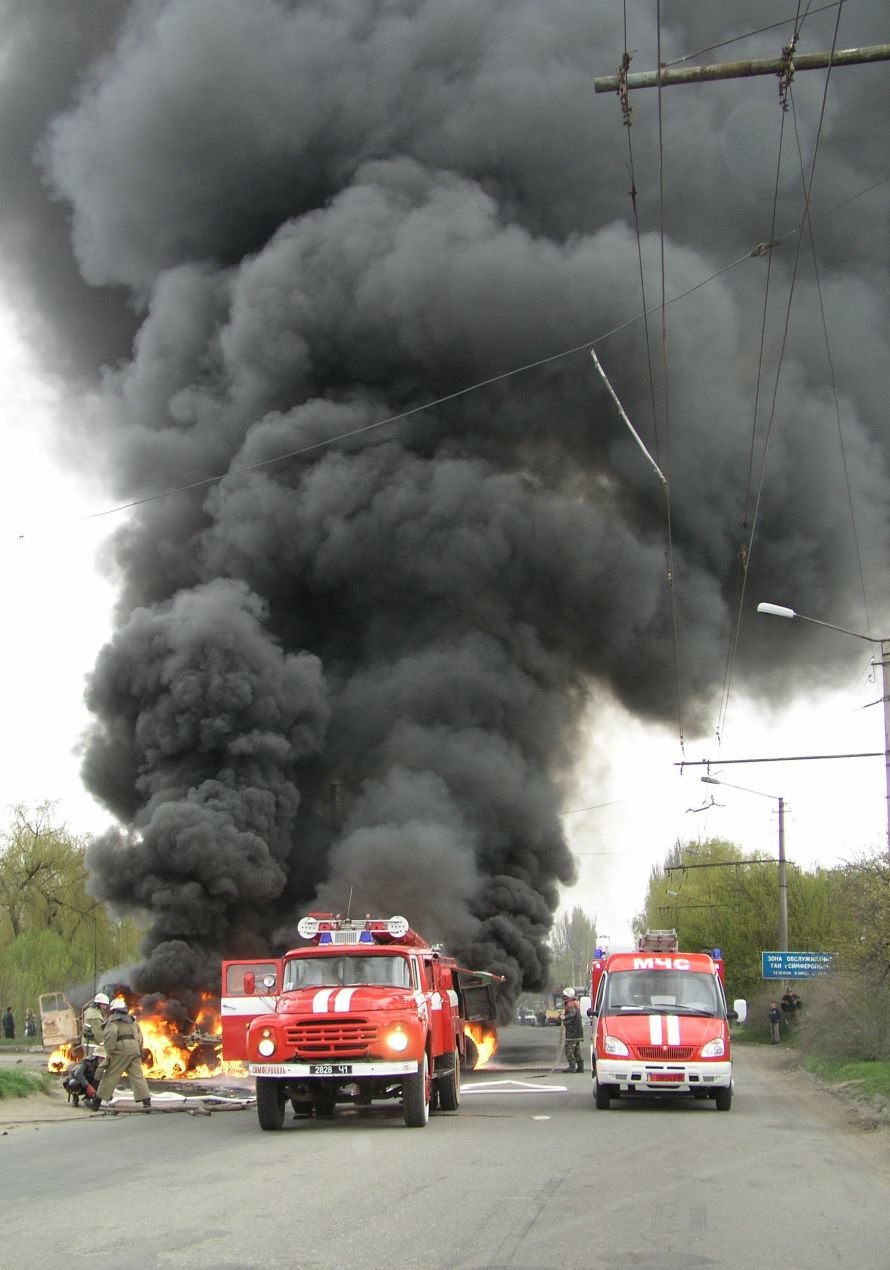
[714,1085,732,1111]
[593,1078,614,1110]
[403,1052,431,1127]
[437,1046,461,1112]
[256,1077,286,1131]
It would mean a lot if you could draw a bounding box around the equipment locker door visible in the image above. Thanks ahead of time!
[220,959,282,1061]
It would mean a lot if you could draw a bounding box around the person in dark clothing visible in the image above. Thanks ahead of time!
[768,1001,782,1044]
[781,990,802,1022]
[2,1007,14,1039]
[562,989,585,1072]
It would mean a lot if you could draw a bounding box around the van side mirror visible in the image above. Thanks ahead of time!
[731,998,747,1024]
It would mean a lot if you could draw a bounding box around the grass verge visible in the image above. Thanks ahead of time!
[0,1068,53,1100]
[801,1055,890,1102]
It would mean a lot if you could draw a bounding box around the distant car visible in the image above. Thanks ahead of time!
[516,1009,537,1026]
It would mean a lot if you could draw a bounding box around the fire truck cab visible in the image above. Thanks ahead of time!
[589,930,747,1112]
[221,914,501,1130]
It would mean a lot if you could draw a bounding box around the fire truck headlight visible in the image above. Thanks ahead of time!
[257,1037,277,1058]
[385,1027,410,1053]
[603,1035,629,1057]
[700,1037,725,1058]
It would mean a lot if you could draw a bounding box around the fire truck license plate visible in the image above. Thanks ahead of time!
[651,1072,683,1082]
[309,1063,353,1076]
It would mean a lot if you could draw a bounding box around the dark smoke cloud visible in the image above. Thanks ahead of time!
[1,1,888,1005]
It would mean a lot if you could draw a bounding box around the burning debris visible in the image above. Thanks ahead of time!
[465,1022,498,1069]
[48,993,245,1083]
[0,2,887,1013]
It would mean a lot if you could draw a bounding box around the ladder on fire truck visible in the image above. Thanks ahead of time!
[636,930,680,953]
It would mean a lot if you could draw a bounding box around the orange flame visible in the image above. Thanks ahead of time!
[47,995,245,1081]
[464,1021,498,1067]
[48,1042,81,1072]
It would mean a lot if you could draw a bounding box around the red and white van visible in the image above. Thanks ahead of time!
[589,932,746,1111]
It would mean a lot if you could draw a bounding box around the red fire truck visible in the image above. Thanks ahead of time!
[221,914,502,1130]
[589,930,747,1111]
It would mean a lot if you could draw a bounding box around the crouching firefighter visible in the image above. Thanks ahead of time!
[62,1054,103,1107]
[87,997,152,1113]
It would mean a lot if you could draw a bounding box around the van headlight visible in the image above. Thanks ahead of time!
[701,1037,725,1058]
[604,1035,629,1057]
[257,1035,277,1057]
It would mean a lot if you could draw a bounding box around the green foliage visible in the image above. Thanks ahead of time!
[827,854,890,975]
[548,905,597,991]
[0,805,143,1024]
[0,1068,52,1099]
[634,838,835,1001]
[800,1054,890,1100]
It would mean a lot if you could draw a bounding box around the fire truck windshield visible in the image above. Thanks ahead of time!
[606,971,721,1015]
[283,955,412,991]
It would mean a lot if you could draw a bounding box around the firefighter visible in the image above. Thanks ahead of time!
[87,997,152,1112]
[562,988,584,1073]
[81,992,110,1056]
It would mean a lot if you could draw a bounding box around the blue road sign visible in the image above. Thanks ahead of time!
[762,950,834,979]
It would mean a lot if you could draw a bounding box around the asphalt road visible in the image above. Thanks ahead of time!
[1,1026,888,1270]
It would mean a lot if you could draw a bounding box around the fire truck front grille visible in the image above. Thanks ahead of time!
[636,1046,695,1061]
[286,1020,376,1056]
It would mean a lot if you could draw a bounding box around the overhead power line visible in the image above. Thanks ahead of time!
[594,44,890,93]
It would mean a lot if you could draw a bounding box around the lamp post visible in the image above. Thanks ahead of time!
[701,775,788,952]
[757,602,890,854]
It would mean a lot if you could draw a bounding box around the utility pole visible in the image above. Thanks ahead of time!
[594,44,890,94]
[777,797,788,955]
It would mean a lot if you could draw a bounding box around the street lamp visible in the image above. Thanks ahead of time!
[757,602,890,854]
[701,775,788,952]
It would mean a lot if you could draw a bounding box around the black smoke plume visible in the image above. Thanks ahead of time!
[1,2,887,1008]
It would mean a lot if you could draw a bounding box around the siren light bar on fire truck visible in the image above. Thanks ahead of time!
[296,914,416,946]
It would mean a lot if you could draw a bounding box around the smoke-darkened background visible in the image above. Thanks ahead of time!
[0,0,887,1004]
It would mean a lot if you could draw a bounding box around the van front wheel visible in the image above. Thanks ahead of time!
[594,1079,614,1110]
[715,1085,732,1111]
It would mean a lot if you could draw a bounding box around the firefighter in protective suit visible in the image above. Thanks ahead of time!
[81,991,110,1057]
[87,997,152,1112]
[562,988,585,1073]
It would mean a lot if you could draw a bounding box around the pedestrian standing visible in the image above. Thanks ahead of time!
[24,1008,37,1038]
[2,1006,14,1039]
[562,989,585,1072]
[88,997,152,1112]
[768,1000,782,1044]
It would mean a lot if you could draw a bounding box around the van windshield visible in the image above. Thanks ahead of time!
[605,971,721,1016]
[283,955,411,991]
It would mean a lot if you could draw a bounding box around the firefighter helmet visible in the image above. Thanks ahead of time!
[93,992,110,1006]
[563,988,576,998]
[109,997,128,1012]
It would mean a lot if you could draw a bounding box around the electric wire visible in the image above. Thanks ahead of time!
[10,173,886,542]
[790,90,873,639]
[662,1,846,68]
[619,0,685,753]
[717,2,849,750]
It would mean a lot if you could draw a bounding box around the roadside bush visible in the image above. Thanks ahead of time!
[795,972,890,1062]
[0,1068,51,1099]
